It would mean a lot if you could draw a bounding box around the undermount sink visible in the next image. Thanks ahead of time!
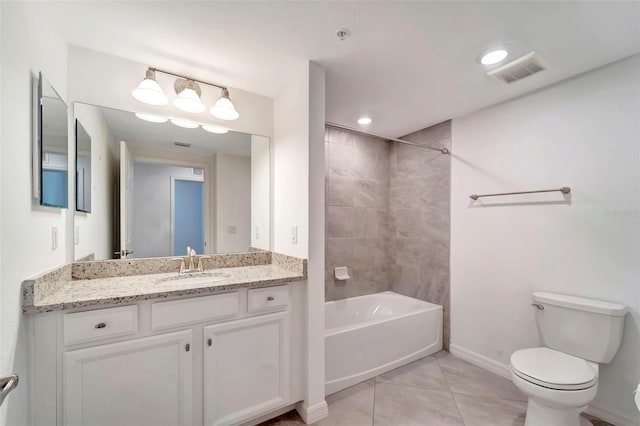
[156,272,230,286]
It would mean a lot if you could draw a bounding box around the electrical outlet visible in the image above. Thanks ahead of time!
[51,226,58,250]
[291,225,298,244]
[228,225,237,234]
[255,226,260,240]
[74,225,80,245]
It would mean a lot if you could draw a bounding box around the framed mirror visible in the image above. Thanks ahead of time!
[75,120,92,213]
[35,73,69,208]
[72,103,271,262]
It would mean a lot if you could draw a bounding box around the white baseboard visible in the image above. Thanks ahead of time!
[295,400,328,424]
[449,344,511,379]
[448,344,637,426]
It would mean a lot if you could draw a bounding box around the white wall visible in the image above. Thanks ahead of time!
[273,63,310,259]
[215,153,251,253]
[451,55,640,424]
[251,135,270,251]
[273,60,327,420]
[133,163,203,258]
[0,2,68,424]
[73,103,118,260]
[305,61,327,416]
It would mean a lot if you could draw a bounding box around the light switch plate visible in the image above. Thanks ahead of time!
[255,226,260,240]
[291,224,298,244]
[74,225,80,245]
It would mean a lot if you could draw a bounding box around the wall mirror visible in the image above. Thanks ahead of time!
[72,103,270,262]
[75,120,92,213]
[35,73,68,208]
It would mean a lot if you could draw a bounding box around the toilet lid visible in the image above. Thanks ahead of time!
[511,347,597,390]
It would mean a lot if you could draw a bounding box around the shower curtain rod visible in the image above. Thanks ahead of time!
[325,122,450,154]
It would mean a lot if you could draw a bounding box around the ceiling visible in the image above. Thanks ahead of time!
[96,106,252,156]
[43,1,640,136]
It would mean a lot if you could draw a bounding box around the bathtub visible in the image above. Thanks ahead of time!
[325,291,443,395]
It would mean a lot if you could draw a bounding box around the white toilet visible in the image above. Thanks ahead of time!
[510,292,627,426]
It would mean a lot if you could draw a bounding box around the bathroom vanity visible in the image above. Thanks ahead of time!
[23,253,306,426]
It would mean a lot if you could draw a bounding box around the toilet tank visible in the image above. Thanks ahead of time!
[532,292,627,363]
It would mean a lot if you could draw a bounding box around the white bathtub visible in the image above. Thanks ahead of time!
[325,291,443,395]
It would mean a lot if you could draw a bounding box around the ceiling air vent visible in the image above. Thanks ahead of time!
[173,141,191,148]
[487,51,550,84]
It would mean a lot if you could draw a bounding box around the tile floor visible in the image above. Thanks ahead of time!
[260,351,614,426]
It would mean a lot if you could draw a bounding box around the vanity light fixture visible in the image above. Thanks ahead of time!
[357,117,372,125]
[202,124,229,134]
[135,113,168,123]
[210,88,240,121]
[132,67,240,120]
[170,118,200,129]
[173,79,205,113]
[131,69,168,105]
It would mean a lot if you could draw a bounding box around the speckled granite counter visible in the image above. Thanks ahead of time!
[23,252,306,314]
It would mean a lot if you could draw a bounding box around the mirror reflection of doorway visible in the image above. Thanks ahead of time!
[131,162,205,258]
[172,178,204,255]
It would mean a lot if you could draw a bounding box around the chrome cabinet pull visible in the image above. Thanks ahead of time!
[95,322,107,329]
[185,343,190,352]
[0,375,18,407]
[267,296,275,301]
[531,303,545,310]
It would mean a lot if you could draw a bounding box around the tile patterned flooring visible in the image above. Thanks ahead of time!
[260,351,614,426]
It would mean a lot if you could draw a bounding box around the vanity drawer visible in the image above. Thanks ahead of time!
[248,286,289,313]
[64,305,138,346]
[151,292,240,330]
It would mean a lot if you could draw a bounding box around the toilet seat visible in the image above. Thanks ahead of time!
[511,348,597,391]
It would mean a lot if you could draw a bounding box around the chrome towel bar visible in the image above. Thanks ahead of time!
[470,187,571,200]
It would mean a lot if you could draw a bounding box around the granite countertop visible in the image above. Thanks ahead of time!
[23,254,306,314]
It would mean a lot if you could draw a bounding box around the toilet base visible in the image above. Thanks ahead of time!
[524,398,593,426]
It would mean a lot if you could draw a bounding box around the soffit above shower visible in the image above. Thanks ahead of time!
[40,1,640,136]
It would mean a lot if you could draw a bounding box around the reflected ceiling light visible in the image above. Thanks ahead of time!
[480,49,508,65]
[170,118,200,129]
[202,124,229,134]
[135,113,168,123]
[131,69,168,105]
[357,117,372,125]
[210,88,239,121]
[173,79,205,113]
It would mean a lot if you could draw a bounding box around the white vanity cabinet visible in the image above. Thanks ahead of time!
[29,283,303,426]
[204,312,290,426]
[63,330,193,426]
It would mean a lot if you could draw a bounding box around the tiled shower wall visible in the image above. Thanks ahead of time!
[324,127,392,301]
[389,121,452,349]
[324,121,451,347]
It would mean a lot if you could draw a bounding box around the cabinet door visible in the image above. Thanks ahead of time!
[64,330,193,426]
[204,312,290,426]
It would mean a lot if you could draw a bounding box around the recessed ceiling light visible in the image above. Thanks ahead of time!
[202,124,229,134]
[170,118,200,129]
[480,49,508,65]
[357,117,372,125]
[135,113,168,123]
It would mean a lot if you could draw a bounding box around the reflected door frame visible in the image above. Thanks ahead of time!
[170,175,205,256]
[131,154,213,256]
